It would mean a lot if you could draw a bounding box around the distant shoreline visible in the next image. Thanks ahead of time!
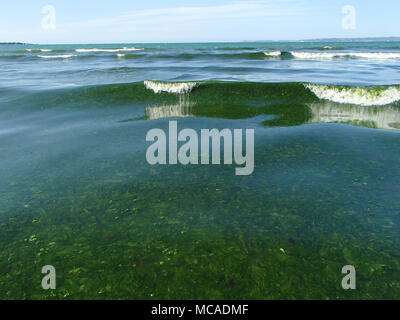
[0,42,32,45]
[1,37,400,46]
[244,37,400,43]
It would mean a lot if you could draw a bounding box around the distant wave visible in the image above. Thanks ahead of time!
[26,48,53,52]
[114,53,145,59]
[263,51,285,57]
[0,54,25,60]
[75,47,144,53]
[211,47,257,51]
[6,51,275,61]
[140,51,272,61]
[10,49,400,62]
[284,51,400,60]
[38,54,77,59]
[312,46,345,51]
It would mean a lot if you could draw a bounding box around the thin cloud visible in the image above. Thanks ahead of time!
[58,0,309,31]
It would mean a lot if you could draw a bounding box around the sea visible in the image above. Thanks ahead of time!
[1,41,400,299]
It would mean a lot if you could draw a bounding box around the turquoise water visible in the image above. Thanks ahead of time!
[1,41,400,88]
[0,42,400,299]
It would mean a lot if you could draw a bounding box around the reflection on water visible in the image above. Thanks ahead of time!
[144,98,400,131]
[143,99,268,121]
[146,102,194,120]
[308,102,400,130]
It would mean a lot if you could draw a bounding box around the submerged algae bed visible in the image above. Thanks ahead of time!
[1,82,400,299]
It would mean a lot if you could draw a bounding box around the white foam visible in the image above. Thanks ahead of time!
[38,54,77,59]
[75,47,144,53]
[27,49,52,52]
[305,84,400,106]
[144,81,198,94]
[291,52,337,59]
[349,52,400,59]
[290,51,400,60]
[263,51,282,57]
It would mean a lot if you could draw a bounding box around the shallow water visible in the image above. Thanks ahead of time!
[0,42,400,299]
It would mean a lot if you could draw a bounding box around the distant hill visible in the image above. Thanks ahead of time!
[244,37,400,43]
[303,37,400,42]
[0,42,31,45]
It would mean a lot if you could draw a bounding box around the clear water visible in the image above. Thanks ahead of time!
[0,42,400,299]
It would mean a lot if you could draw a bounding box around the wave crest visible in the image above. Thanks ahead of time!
[38,54,77,59]
[27,49,52,52]
[290,51,400,60]
[263,51,282,57]
[305,84,400,106]
[144,81,199,94]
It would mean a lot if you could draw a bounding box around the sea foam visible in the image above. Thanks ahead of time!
[263,51,282,57]
[38,54,77,59]
[27,49,52,52]
[305,84,400,106]
[144,81,199,94]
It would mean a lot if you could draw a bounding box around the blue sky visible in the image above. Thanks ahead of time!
[0,0,399,44]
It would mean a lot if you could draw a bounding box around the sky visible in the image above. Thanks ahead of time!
[0,0,399,44]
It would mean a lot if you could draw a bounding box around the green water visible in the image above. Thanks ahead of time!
[1,82,400,299]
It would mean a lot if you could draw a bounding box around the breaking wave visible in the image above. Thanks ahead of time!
[38,54,77,59]
[143,81,400,106]
[10,81,400,110]
[305,84,400,106]
[26,49,53,52]
[144,80,199,94]
[289,51,400,60]
[261,51,400,60]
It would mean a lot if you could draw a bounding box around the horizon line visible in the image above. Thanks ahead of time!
[3,36,400,46]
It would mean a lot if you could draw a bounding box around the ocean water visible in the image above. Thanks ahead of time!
[1,42,400,299]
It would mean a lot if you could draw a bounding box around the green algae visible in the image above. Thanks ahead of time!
[1,83,400,300]
[1,125,400,300]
